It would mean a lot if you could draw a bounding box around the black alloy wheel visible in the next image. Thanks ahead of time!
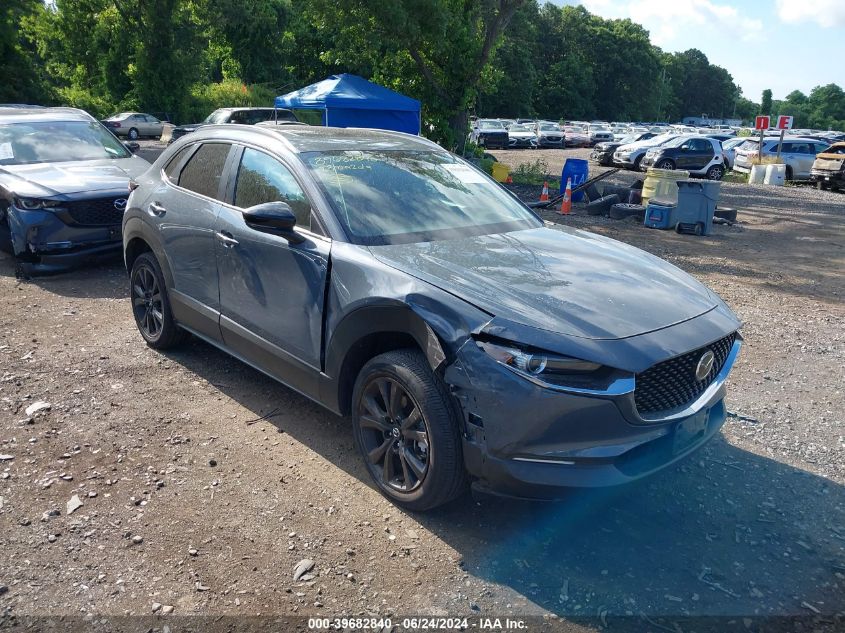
[351,349,467,510]
[129,252,187,349]
[132,261,163,340]
[357,376,430,493]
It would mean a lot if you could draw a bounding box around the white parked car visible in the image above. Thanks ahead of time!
[733,136,830,180]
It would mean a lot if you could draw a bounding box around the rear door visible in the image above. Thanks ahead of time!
[157,141,235,341]
[214,145,331,395]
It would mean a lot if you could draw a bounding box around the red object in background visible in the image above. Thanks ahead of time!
[754,115,770,130]
[776,115,794,130]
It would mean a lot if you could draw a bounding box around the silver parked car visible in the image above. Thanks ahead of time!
[102,112,164,140]
[733,136,830,180]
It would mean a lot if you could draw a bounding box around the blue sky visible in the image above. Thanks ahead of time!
[558,0,845,102]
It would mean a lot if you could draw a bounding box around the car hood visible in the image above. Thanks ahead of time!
[595,142,621,151]
[370,226,718,341]
[510,131,535,138]
[0,156,150,197]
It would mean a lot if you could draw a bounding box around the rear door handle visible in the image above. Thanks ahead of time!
[148,202,166,216]
[215,231,239,247]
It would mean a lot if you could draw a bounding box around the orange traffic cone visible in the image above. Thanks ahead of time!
[539,181,549,202]
[559,178,572,215]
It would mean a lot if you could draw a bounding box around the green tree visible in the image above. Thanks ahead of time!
[760,88,772,115]
[0,0,50,103]
[312,0,527,149]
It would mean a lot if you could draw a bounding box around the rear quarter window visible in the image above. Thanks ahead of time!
[163,146,192,183]
[177,143,231,199]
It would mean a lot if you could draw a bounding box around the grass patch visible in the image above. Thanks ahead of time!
[721,171,747,184]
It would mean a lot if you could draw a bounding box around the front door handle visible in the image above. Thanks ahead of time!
[215,231,239,247]
[148,202,166,216]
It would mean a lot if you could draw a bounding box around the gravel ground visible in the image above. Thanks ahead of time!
[0,145,843,631]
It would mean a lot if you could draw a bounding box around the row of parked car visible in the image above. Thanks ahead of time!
[590,129,844,184]
[469,119,627,149]
[100,107,302,141]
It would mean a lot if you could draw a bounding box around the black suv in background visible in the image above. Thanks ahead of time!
[639,136,726,180]
[169,107,297,144]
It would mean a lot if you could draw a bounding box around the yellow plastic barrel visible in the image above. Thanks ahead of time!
[641,168,690,206]
[491,162,510,183]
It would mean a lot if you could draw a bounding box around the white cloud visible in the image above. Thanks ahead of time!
[581,0,764,46]
[776,0,845,27]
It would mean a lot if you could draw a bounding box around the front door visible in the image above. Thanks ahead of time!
[215,146,331,397]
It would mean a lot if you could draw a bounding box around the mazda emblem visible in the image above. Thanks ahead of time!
[114,198,128,211]
[695,350,715,382]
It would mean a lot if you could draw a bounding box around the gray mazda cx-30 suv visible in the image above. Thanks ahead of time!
[123,125,742,510]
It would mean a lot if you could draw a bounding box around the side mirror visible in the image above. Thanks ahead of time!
[124,141,140,154]
[242,201,304,243]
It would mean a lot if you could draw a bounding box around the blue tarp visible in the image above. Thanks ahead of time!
[275,74,421,135]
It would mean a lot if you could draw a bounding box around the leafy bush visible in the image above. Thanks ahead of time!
[179,79,276,124]
[55,86,116,119]
[511,158,550,184]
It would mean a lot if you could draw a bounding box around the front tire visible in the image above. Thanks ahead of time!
[130,252,187,349]
[656,159,675,170]
[352,349,467,511]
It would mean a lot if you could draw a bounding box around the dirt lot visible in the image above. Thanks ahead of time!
[1,146,844,631]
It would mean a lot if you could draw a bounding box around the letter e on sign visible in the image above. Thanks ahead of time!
[776,115,793,130]
[755,115,770,130]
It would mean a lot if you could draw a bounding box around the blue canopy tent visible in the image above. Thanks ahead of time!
[274,74,421,135]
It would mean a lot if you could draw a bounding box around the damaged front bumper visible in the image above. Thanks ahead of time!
[5,205,123,273]
[444,320,742,499]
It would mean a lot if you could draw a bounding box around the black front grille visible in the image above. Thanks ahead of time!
[635,333,736,415]
[66,197,126,226]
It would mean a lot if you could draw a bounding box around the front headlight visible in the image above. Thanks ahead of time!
[477,340,602,376]
[15,197,62,210]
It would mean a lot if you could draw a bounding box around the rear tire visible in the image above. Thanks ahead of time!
[706,165,724,180]
[351,349,467,511]
[128,127,139,140]
[130,252,188,349]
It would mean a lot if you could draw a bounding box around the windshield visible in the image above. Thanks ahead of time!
[303,150,541,246]
[539,123,558,131]
[509,125,531,132]
[202,110,230,124]
[479,120,504,129]
[589,125,610,132]
[663,136,696,148]
[0,120,131,165]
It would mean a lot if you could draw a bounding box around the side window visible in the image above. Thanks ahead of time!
[163,145,192,183]
[178,143,231,199]
[234,147,311,230]
[779,143,794,154]
[814,143,829,154]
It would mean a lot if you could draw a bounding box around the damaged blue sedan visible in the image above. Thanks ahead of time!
[123,125,742,511]
[0,107,150,274]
